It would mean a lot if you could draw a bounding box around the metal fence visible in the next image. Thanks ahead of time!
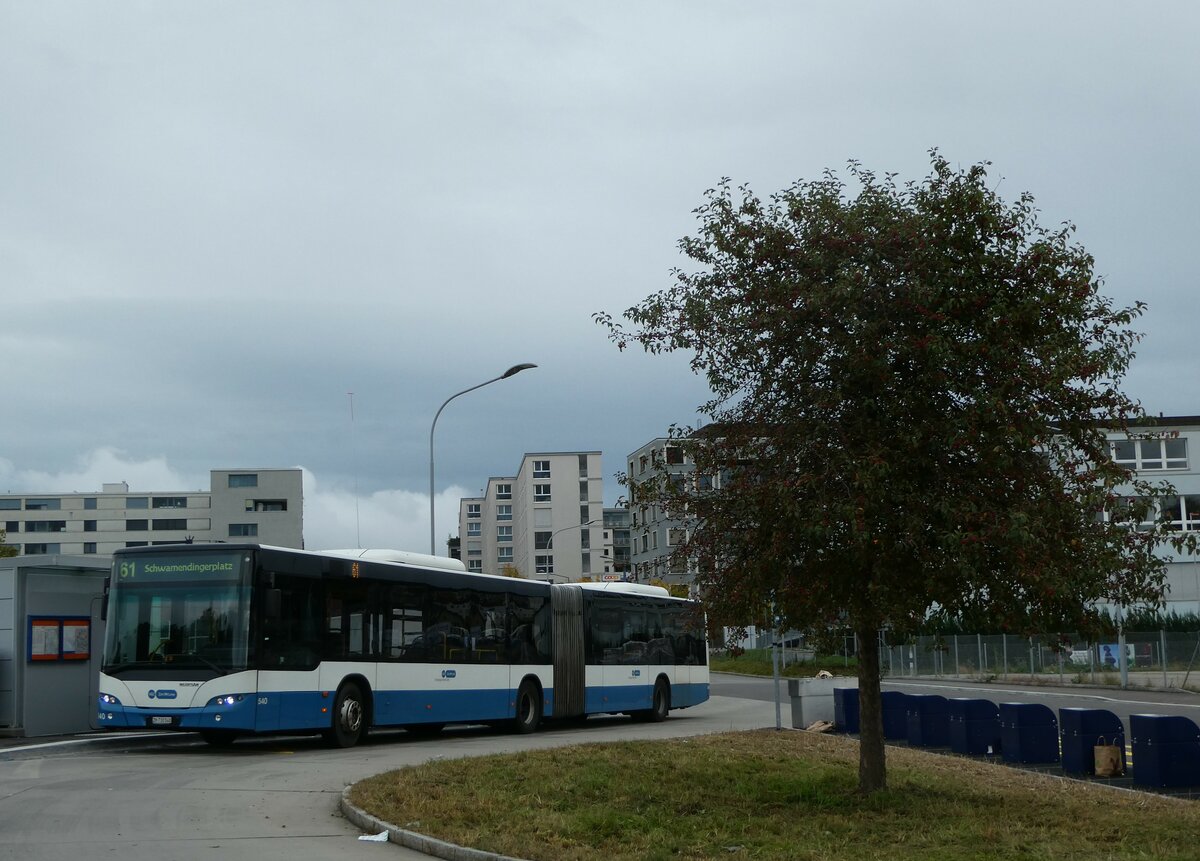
[879,631,1200,689]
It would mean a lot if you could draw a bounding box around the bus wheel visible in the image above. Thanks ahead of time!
[199,730,238,747]
[325,682,366,748]
[512,680,542,734]
[637,678,670,723]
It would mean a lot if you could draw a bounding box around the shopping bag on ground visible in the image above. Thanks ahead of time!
[1094,736,1123,777]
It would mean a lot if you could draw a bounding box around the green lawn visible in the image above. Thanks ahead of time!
[349,729,1200,860]
[708,649,857,677]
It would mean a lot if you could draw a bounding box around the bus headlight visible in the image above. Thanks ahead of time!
[99,693,122,705]
[208,695,244,707]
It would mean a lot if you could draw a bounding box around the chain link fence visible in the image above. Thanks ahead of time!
[879,632,1200,689]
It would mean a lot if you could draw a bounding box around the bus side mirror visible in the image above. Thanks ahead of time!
[264,588,282,620]
[101,577,110,622]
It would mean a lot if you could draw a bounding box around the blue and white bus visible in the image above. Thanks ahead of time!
[98,544,709,746]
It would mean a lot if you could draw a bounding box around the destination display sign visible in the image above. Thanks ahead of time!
[115,553,245,582]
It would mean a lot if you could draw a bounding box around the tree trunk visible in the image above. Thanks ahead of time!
[856,622,887,793]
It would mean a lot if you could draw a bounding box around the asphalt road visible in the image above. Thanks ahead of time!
[0,688,778,861]
[5,675,1197,861]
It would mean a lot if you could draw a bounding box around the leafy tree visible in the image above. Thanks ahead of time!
[597,152,1192,793]
[499,564,524,578]
[0,528,15,558]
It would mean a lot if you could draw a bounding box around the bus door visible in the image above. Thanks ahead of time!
[602,606,650,712]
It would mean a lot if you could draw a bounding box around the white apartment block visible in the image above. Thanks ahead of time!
[625,420,1200,610]
[1109,417,1200,614]
[627,438,697,587]
[0,468,304,556]
[458,452,611,581]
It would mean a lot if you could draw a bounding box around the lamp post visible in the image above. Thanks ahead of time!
[429,363,536,555]
[545,519,598,582]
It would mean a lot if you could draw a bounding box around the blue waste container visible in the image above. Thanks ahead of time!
[906,694,950,747]
[834,687,859,734]
[948,698,1000,756]
[1131,714,1200,788]
[999,702,1059,764]
[881,691,909,740]
[1059,708,1125,776]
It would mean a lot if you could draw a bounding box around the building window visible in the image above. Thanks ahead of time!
[5,521,17,532]
[497,547,513,563]
[0,499,19,510]
[639,455,648,474]
[84,498,97,510]
[581,552,591,574]
[535,555,554,574]
[1112,437,1188,471]
[153,497,187,509]
[468,559,483,572]
[126,519,148,531]
[153,519,187,531]
[534,484,551,502]
[580,529,590,550]
[84,521,97,532]
[579,481,589,502]
[24,499,61,511]
[665,445,685,465]
[24,543,57,554]
[496,484,512,500]
[246,499,287,512]
[467,522,481,537]
[535,531,552,550]
[533,460,551,479]
[228,473,258,488]
[497,525,513,542]
[25,521,66,533]
[579,454,589,477]
[580,505,590,524]
[126,497,149,509]
[497,504,512,521]
[1162,495,1200,531]
[84,542,97,554]
[467,503,481,518]
[229,523,259,537]
[668,528,687,546]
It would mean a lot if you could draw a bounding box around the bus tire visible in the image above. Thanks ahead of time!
[325,681,367,748]
[199,730,238,747]
[636,678,670,723]
[512,679,542,734]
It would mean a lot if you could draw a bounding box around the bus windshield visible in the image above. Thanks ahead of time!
[103,550,252,676]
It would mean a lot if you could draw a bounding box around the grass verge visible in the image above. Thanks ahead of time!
[349,729,1200,861]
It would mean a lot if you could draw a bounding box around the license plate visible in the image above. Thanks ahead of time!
[151,716,176,726]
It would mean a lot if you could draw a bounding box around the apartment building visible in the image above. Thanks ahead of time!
[1109,417,1200,614]
[625,420,1200,610]
[627,437,697,587]
[458,452,606,581]
[0,468,304,555]
[603,506,631,577]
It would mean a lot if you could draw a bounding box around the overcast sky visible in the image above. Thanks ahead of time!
[3,3,1197,552]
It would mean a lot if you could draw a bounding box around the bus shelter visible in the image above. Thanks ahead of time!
[0,554,109,737]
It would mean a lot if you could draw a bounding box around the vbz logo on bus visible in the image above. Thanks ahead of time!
[441,669,457,679]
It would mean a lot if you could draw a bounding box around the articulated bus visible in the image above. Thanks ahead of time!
[98,544,709,746]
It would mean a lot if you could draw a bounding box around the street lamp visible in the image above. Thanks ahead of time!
[544,519,598,582]
[429,363,537,555]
